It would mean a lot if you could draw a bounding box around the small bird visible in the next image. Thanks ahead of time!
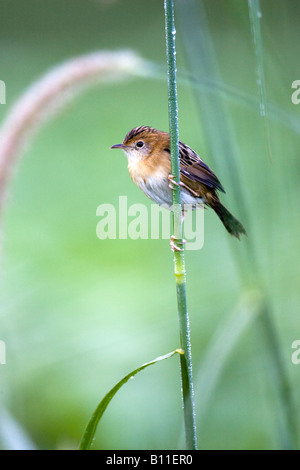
[111,126,247,241]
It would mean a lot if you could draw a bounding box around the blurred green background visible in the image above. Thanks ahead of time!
[0,0,300,450]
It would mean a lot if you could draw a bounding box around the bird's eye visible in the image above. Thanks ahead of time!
[136,141,144,148]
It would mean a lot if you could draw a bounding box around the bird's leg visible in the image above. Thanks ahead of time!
[168,176,187,251]
[170,235,186,252]
[168,177,186,251]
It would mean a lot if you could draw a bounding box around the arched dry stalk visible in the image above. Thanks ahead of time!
[0,50,148,215]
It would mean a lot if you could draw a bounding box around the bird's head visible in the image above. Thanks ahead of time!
[110,126,169,161]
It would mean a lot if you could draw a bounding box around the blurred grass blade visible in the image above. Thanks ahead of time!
[175,0,248,210]
[176,71,300,136]
[148,61,300,137]
[176,0,298,449]
[0,407,37,450]
[78,349,183,450]
[176,291,262,447]
[175,0,256,282]
[258,302,299,449]
[248,0,273,162]
[195,291,261,423]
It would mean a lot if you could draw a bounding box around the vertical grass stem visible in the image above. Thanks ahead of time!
[164,0,197,450]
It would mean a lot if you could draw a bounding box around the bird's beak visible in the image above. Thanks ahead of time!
[110,143,128,150]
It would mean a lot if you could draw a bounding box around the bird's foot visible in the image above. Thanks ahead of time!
[170,235,186,252]
[168,174,183,190]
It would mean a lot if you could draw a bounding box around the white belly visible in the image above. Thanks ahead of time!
[138,175,203,209]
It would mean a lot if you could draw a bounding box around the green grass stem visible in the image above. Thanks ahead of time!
[164,0,197,450]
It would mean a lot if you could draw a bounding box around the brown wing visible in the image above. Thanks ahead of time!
[179,141,225,193]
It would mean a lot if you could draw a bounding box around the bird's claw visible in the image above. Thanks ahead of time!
[170,235,186,252]
[168,174,182,190]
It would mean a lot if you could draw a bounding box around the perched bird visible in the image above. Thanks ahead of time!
[111,126,247,240]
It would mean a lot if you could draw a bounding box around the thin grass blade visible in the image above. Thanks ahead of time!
[78,349,183,450]
[248,0,273,162]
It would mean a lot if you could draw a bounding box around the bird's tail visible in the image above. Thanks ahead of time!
[209,199,247,240]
